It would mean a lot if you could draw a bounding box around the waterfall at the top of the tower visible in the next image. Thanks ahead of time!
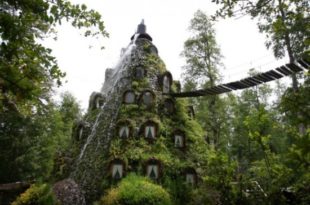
[101,20,161,96]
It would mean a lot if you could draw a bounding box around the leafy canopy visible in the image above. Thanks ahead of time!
[212,0,309,60]
[99,173,172,205]
[0,0,108,113]
[181,10,222,88]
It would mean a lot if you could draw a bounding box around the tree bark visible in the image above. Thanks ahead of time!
[277,0,298,89]
[278,0,305,135]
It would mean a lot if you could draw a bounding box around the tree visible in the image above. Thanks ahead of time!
[51,92,82,181]
[0,92,82,184]
[212,0,309,89]
[227,71,274,169]
[57,92,82,149]
[0,102,59,183]
[181,10,225,147]
[0,0,106,194]
[181,10,222,88]
[0,0,108,114]
[222,69,310,203]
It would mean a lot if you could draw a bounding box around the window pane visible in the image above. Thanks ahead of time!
[186,173,195,185]
[143,92,153,105]
[163,76,170,93]
[119,126,129,138]
[135,68,145,79]
[145,125,155,139]
[78,127,83,140]
[164,101,174,113]
[147,164,158,179]
[124,92,135,103]
[112,164,123,179]
[175,135,184,147]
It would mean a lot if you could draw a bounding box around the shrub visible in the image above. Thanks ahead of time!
[11,184,57,205]
[99,173,172,205]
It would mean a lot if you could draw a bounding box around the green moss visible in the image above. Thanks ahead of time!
[132,81,139,89]
[142,42,152,53]
[143,54,166,73]
[171,81,181,93]
[68,37,210,204]
[118,103,159,121]
[132,78,149,91]
[84,108,101,122]
[90,86,208,204]
[171,83,177,93]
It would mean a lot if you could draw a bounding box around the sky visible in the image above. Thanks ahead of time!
[45,0,288,110]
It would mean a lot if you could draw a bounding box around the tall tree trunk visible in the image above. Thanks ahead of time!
[278,0,298,90]
[278,0,305,134]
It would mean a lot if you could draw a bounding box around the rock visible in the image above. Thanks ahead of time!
[53,179,86,205]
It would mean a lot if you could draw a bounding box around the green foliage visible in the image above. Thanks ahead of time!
[99,174,172,205]
[212,0,309,60]
[50,93,82,181]
[188,184,221,205]
[132,78,149,91]
[287,131,310,169]
[181,10,222,88]
[109,96,206,170]
[0,0,105,191]
[181,10,226,149]
[0,92,82,183]
[0,0,108,114]
[203,150,238,204]
[0,105,58,182]
[11,184,57,205]
[280,78,310,128]
[56,92,82,148]
[87,36,209,204]
[144,53,166,74]
[1,1,308,205]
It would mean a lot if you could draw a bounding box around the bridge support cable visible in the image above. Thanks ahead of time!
[169,58,309,98]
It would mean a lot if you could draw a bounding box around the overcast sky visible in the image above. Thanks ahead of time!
[45,0,288,110]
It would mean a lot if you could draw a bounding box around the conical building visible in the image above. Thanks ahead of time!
[70,21,207,204]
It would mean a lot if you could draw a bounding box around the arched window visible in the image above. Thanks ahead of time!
[75,122,85,141]
[160,72,173,94]
[78,126,83,140]
[187,106,195,119]
[95,96,102,109]
[140,90,155,107]
[89,92,104,110]
[163,76,170,93]
[164,99,174,114]
[184,168,197,186]
[186,173,195,185]
[116,120,132,139]
[119,126,130,138]
[149,45,158,55]
[145,125,155,139]
[123,90,135,104]
[142,121,158,140]
[134,67,145,80]
[174,134,185,148]
[110,159,125,179]
[146,159,161,180]
[147,164,159,179]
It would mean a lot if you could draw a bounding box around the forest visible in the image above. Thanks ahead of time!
[0,0,309,205]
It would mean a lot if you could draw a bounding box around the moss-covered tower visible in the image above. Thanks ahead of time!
[70,21,208,204]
